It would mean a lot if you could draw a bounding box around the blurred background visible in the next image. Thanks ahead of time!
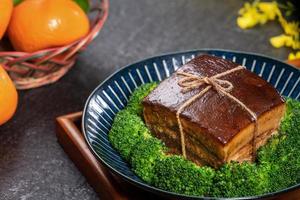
[0,0,299,199]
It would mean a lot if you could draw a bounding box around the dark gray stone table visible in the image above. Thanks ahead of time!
[0,0,289,199]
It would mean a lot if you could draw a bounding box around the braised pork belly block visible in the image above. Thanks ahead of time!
[142,55,285,168]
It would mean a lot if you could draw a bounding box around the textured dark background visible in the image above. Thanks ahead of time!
[0,0,290,199]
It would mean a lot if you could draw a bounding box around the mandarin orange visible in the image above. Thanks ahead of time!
[0,0,13,39]
[0,65,18,125]
[8,0,90,52]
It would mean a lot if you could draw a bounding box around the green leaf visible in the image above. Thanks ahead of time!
[287,1,294,8]
[13,0,23,6]
[285,10,292,17]
[73,0,90,13]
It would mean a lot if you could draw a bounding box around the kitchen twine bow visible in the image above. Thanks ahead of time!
[176,65,258,161]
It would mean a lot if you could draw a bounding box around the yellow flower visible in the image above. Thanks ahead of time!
[288,51,300,60]
[237,3,259,29]
[272,13,300,50]
[237,0,300,59]
[279,18,299,37]
[270,34,300,49]
[237,1,279,29]
[258,2,279,20]
[270,35,292,48]
[237,12,261,29]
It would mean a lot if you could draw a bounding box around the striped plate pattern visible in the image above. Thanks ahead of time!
[83,49,300,200]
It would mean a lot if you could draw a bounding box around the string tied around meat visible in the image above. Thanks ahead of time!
[176,65,258,161]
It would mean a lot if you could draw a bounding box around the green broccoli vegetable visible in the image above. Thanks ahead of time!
[127,82,157,115]
[109,83,300,198]
[153,155,215,196]
[211,162,269,197]
[257,98,300,192]
[109,109,152,160]
[109,82,158,160]
[279,98,300,135]
[130,137,166,184]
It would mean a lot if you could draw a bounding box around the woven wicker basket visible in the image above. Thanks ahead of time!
[0,0,109,90]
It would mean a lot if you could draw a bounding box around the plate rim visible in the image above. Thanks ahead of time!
[82,48,300,200]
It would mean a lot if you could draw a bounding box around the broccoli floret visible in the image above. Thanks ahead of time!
[280,98,300,135]
[109,109,152,160]
[109,82,157,160]
[261,138,300,192]
[257,134,282,163]
[257,99,296,164]
[127,82,157,115]
[266,154,300,192]
[130,137,166,184]
[257,98,300,192]
[153,155,215,196]
[211,162,269,197]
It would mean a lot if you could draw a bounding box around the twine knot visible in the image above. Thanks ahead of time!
[177,72,234,94]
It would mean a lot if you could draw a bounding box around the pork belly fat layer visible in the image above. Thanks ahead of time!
[143,102,285,167]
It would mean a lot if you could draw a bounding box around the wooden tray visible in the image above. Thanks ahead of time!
[56,112,166,200]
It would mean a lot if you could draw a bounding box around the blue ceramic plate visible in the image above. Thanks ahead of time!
[82,49,300,200]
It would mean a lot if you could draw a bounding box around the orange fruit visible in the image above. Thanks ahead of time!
[0,65,18,125]
[8,0,90,52]
[0,0,13,39]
